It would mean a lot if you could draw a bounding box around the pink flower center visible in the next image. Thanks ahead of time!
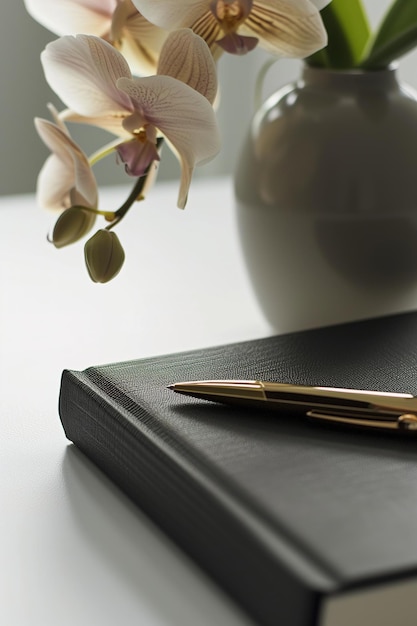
[210,0,258,54]
[117,121,160,177]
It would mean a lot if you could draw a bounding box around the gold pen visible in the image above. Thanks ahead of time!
[168,380,417,433]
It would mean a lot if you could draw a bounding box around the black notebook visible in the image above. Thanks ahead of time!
[59,312,417,626]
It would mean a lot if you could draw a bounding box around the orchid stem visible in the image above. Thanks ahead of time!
[105,174,147,230]
[105,137,164,230]
[88,138,124,167]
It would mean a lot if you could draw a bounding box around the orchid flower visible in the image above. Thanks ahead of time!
[41,31,220,208]
[35,106,98,213]
[24,0,167,75]
[34,106,99,247]
[131,0,332,57]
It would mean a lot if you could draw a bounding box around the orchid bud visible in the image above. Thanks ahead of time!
[84,230,125,283]
[51,206,96,249]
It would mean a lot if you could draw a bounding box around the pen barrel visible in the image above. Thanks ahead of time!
[170,381,417,432]
[262,384,417,415]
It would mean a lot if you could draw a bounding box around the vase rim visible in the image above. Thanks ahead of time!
[302,63,398,77]
[300,63,400,89]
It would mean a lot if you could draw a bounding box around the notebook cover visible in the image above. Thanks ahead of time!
[59,312,417,626]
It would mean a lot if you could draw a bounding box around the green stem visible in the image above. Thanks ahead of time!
[105,174,146,230]
[88,138,124,167]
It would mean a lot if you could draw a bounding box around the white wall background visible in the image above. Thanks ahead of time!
[3,1,417,195]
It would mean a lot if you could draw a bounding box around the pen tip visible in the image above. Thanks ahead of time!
[167,384,175,390]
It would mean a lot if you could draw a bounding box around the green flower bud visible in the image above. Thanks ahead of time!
[51,206,96,249]
[84,230,125,283]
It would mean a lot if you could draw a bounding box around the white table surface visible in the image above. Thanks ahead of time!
[0,177,273,625]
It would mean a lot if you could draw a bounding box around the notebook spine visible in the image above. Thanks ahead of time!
[59,369,326,626]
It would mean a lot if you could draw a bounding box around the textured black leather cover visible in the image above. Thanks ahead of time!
[59,312,417,626]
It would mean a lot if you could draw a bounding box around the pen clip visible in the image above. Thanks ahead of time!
[306,408,417,432]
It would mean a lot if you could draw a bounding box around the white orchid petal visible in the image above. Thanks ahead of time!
[110,0,137,42]
[177,158,193,210]
[41,35,133,117]
[24,0,114,36]
[122,111,147,133]
[72,0,115,13]
[133,0,222,54]
[117,75,220,163]
[46,103,70,135]
[131,0,209,29]
[37,155,74,211]
[118,33,159,76]
[111,0,164,46]
[60,109,130,138]
[119,14,168,75]
[121,11,168,74]
[35,118,73,169]
[117,75,220,208]
[157,29,217,104]
[241,0,328,57]
[124,9,167,47]
[35,118,98,210]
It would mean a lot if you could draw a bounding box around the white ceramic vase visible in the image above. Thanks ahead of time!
[235,65,417,332]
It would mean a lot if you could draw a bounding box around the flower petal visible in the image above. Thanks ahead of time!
[46,103,70,135]
[131,0,209,30]
[41,34,133,117]
[36,153,74,212]
[134,0,224,54]
[110,0,140,42]
[157,29,218,103]
[35,117,98,210]
[111,0,167,75]
[241,0,328,57]
[24,0,114,36]
[117,75,221,207]
[116,75,220,164]
[188,10,223,55]
[59,108,131,138]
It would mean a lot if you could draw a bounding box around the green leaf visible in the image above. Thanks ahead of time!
[362,24,417,69]
[362,0,417,68]
[306,0,371,69]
